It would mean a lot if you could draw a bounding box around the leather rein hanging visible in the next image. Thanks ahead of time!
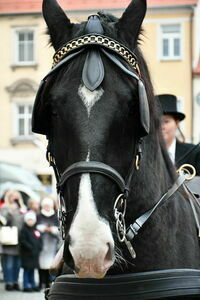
[40,15,200,259]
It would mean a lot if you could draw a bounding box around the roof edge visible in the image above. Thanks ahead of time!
[0,3,197,16]
[0,7,126,16]
[148,4,196,9]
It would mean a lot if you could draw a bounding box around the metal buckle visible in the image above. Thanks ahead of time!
[114,194,127,242]
[113,194,136,258]
[135,155,140,170]
[116,213,126,242]
[58,209,67,240]
[58,194,67,240]
[177,164,196,181]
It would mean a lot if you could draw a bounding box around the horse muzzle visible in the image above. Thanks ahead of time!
[72,242,115,279]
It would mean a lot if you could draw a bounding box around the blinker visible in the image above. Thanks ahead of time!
[138,80,150,136]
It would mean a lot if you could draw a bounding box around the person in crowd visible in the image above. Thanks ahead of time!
[27,198,40,215]
[36,197,60,289]
[19,210,42,292]
[0,190,7,208]
[157,94,200,175]
[0,190,26,291]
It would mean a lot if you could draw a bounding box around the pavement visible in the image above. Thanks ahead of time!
[0,269,46,300]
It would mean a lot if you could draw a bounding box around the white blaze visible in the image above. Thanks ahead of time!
[68,85,114,275]
[69,172,113,259]
[78,84,104,116]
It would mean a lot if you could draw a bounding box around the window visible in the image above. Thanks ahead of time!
[14,29,35,65]
[8,80,37,143]
[15,104,33,138]
[160,24,182,60]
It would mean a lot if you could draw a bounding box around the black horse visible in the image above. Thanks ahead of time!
[32,0,200,280]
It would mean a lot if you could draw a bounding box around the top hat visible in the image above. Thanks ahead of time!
[157,94,185,121]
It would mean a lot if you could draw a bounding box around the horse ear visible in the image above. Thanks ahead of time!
[42,0,73,49]
[117,0,147,47]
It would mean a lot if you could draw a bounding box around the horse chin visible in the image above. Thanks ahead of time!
[75,270,107,279]
[75,267,108,279]
[72,251,115,279]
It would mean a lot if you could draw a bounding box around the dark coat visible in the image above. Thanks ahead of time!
[37,212,59,228]
[37,212,60,269]
[175,140,200,176]
[19,223,42,269]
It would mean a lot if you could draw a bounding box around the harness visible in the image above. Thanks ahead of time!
[32,15,200,259]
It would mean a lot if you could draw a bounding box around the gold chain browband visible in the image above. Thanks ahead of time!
[52,34,140,75]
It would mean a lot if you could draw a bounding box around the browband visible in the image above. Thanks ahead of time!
[52,34,140,76]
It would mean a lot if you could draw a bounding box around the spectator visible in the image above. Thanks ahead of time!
[0,190,7,208]
[37,197,60,289]
[0,190,26,291]
[27,198,40,215]
[157,94,200,175]
[19,210,42,292]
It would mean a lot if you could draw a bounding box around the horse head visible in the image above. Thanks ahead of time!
[32,0,175,278]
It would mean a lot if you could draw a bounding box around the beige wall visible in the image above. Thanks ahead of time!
[192,1,200,143]
[142,8,194,140]
[0,14,53,149]
[193,76,200,143]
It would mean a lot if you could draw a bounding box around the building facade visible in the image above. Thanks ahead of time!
[0,11,54,193]
[0,0,199,194]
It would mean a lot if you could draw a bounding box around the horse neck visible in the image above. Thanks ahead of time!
[128,132,176,218]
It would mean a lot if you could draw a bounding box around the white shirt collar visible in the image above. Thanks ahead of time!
[168,138,176,164]
[41,208,55,217]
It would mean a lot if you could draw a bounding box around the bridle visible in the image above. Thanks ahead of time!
[32,15,200,259]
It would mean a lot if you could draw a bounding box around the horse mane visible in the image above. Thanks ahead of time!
[133,45,177,184]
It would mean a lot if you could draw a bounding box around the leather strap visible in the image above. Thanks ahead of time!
[85,15,104,34]
[82,49,105,91]
[101,48,150,136]
[82,15,105,91]
[182,184,200,237]
[100,48,139,80]
[126,174,187,241]
[57,161,126,194]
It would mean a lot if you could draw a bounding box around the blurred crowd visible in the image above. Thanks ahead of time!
[0,189,61,292]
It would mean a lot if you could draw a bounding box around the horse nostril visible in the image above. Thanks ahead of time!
[104,243,115,268]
